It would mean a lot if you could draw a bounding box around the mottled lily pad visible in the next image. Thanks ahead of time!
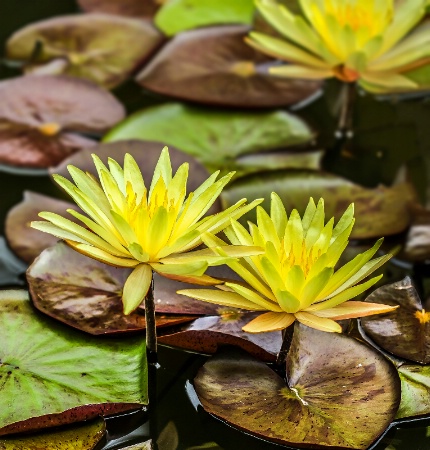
[78,0,160,18]
[0,418,106,449]
[194,324,400,449]
[136,26,322,108]
[104,103,314,171]
[361,277,430,364]
[5,191,78,263]
[221,170,417,239]
[27,242,199,335]
[159,311,282,362]
[0,289,146,436]
[0,75,124,167]
[6,14,163,89]
[154,0,255,36]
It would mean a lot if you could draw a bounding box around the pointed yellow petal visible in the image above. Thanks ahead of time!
[124,153,146,203]
[122,264,152,315]
[67,242,139,267]
[149,146,172,196]
[295,311,342,333]
[242,312,295,333]
[270,192,287,239]
[225,282,282,312]
[311,301,398,320]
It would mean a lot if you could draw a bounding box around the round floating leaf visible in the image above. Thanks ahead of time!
[6,191,78,263]
[104,103,314,171]
[27,242,199,335]
[136,26,322,108]
[221,169,417,239]
[194,324,400,449]
[154,0,255,36]
[0,75,124,167]
[6,14,163,89]
[0,289,147,436]
[361,277,430,364]
[0,418,105,450]
[159,311,282,362]
[78,0,160,18]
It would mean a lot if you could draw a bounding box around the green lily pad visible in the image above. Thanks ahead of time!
[6,14,163,89]
[361,277,430,364]
[77,0,160,18]
[221,169,417,239]
[136,25,322,108]
[154,0,255,37]
[104,103,314,171]
[0,75,124,167]
[0,418,106,449]
[194,324,400,449]
[27,242,200,335]
[159,311,282,362]
[0,289,147,436]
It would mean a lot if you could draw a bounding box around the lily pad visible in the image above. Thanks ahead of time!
[104,103,314,171]
[0,418,106,449]
[78,0,160,18]
[0,75,124,167]
[194,324,400,449]
[6,14,163,89]
[361,277,430,364]
[221,169,417,239]
[159,311,282,362]
[154,0,255,37]
[136,26,322,108]
[0,289,147,436]
[27,242,199,335]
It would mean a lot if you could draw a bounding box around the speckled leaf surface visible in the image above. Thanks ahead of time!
[78,0,160,18]
[154,0,255,36]
[0,418,105,449]
[194,324,400,449]
[104,103,313,171]
[221,170,417,239]
[27,242,198,335]
[159,311,282,362]
[136,26,321,108]
[6,14,163,89]
[0,290,147,436]
[361,277,430,364]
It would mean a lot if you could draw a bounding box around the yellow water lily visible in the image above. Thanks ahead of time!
[248,0,430,92]
[179,194,397,333]
[31,147,262,314]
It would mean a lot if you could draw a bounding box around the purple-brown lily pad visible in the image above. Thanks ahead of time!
[136,25,322,108]
[27,242,200,335]
[0,75,124,167]
[361,277,430,364]
[0,289,146,436]
[6,14,163,89]
[159,311,282,362]
[78,0,160,18]
[221,169,417,239]
[194,323,400,449]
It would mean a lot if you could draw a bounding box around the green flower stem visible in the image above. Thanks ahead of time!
[145,275,157,365]
[276,325,295,373]
[336,81,356,140]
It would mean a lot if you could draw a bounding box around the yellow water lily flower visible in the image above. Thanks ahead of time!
[31,147,262,314]
[248,0,430,92]
[179,194,397,333]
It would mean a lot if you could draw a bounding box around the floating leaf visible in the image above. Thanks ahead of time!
[154,0,255,36]
[104,103,314,170]
[6,14,163,89]
[194,324,400,449]
[0,289,146,436]
[361,277,430,364]
[78,0,160,18]
[27,242,199,335]
[221,170,417,238]
[118,442,152,450]
[0,75,124,167]
[159,311,282,362]
[136,26,322,108]
[0,418,105,450]
[404,224,430,261]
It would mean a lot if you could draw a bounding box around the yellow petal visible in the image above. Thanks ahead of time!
[242,312,295,333]
[225,282,282,312]
[122,263,152,315]
[295,311,342,333]
[311,301,398,320]
[67,242,139,267]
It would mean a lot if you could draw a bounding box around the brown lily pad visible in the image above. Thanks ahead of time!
[159,311,282,362]
[361,277,430,364]
[194,324,400,449]
[78,0,160,18]
[0,75,124,167]
[136,25,322,108]
[6,14,163,89]
[221,169,417,239]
